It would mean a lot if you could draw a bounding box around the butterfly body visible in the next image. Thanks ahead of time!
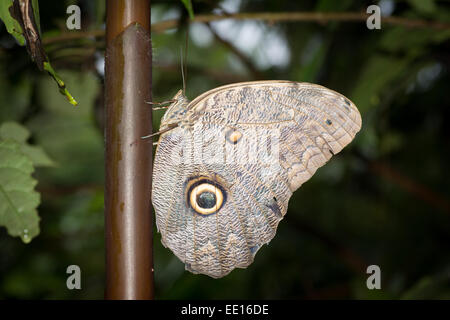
[152,81,362,278]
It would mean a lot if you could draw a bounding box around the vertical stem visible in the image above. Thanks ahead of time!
[104,0,154,299]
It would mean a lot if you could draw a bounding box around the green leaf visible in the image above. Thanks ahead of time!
[95,0,106,27]
[31,0,40,35]
[0,72,32,123]
[401,272,450,299]
[407,0,437,15]
[0,0,25,45]
[0,121,30,143]
[350,54,412,114]
[380,27,450,52]
[181,0,194,19]
[0,121,55,167]
[297,36,330,82]
[315,0,353,11]
[20,144,55,167]
[0,140,40,243]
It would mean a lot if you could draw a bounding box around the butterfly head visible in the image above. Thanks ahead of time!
[159,89,191,131]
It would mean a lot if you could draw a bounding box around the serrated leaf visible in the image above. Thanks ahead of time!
[20,144,55,167]
[0,0,25,45]
[0,140,40,243]
[0,121,30,142]
[0,121,55,167]
[181,0,194,19]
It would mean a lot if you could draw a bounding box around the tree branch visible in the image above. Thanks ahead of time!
[154,12,450,32]
[42,11,450,45]
[290,218,367,274]
[369,160,450,214]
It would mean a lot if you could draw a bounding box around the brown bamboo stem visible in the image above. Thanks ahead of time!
[104,0,154,300]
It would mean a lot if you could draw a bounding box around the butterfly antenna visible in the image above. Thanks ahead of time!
[180,45,186,95]
[141,124,179,140]
[184,25,189,95]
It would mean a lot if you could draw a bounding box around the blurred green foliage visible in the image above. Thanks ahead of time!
[0,0,78,105]
[0,0,450,299]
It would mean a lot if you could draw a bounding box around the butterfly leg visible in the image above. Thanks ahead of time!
[145,99,176,110]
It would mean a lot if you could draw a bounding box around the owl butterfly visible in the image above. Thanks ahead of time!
[152,81,362,278]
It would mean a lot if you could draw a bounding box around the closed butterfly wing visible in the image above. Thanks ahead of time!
[152,81,362,278]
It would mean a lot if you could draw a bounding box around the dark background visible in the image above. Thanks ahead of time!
[0,0,449,299]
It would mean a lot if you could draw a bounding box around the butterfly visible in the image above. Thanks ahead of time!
[151,81,362,278]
